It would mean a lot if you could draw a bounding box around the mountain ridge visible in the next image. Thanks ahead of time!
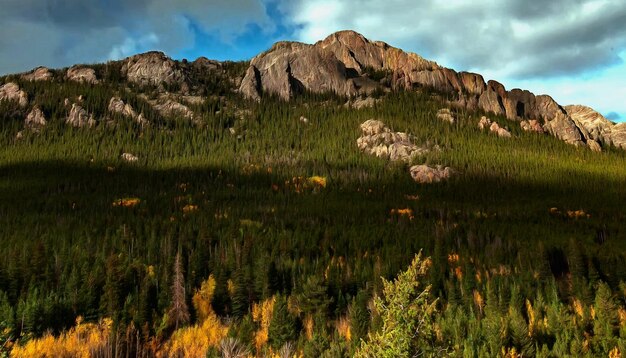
[1,30,625,150]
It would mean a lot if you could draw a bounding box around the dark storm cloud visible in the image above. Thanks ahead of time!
[284,0,626,79]
[0,0,274,74]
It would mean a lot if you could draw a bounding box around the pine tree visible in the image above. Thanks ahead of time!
[268,295,297,350]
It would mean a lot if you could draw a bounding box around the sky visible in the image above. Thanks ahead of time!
[1,0,625,121]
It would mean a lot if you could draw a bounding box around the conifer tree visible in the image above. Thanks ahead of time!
[168,252,189,330]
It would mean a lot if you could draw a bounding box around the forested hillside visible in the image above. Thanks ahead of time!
[1,35,626,357]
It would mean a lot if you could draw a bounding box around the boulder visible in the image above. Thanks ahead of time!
[22,67,53,81]
[121,153,138,162]
[610,123,626,150]
[489,122,512,138]
[360,119,387,136]
[587,140,602,152]
[436,108,456,124]
[345,97,379,109]
[67,66,98,84]
[25,107,47,130]
[109,97,137,118]
[409,165,453,184]
[0,82,28,107]
[66,103,95,128]
[564,105,614,144]
[151,95,195,121]
[478,116,492,130]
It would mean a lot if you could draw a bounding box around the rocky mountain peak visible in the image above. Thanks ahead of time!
[121,51,187,89]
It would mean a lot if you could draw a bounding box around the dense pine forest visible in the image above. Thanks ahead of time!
[1,59,626,358]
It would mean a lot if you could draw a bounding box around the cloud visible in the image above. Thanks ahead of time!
[0,0,275,74]
[605,112,622,121]
[279,0,626,79]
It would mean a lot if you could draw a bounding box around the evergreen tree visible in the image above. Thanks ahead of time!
[268,294,297,350]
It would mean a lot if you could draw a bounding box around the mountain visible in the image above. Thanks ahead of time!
[1,30,624,153]
[3,30,626,357]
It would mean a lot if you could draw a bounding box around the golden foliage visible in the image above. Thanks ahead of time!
[182,204,198,213]
[192,275,216,322]
[572,298,584,318]
[11,317,112,358]
[161,314,228,358]
[618,307,626,327]
[390,208,414,220]
[303,315,314,340]
[473,290,484,315]
[336,316,351,342]
[447,253,459,265]
[252,296,276,352]
[610,347,622,358]
[112,197,140,207]
[308,176,327,189]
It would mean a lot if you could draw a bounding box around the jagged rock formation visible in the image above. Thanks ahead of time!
[357,119,431,161]
[564,105,626,150]
[0,83,28,107]
[121,52,187,89]
[66,104,95,128]
[22,67,53,81]
[409,165,453,184]
[240,30,622,151]
[25,107,47,130]
[67,66,98,84]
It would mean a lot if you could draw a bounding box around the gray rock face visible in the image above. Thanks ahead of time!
[478,116,511,137]
[409,165,453,184]
[67,66,98,84]
[22,67,53,81]
[25,107,47,130]
[150,95,195,121]
[66,104,95,128]
[610,123,626,150]
[0,82,28,107]
[356,119,430,161]
[121,52,186,88]
[564,105,614,144]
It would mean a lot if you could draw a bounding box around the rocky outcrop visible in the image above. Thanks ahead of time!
[25,107,47,130]
[150,95,195,121]
[67,66,98,84]
[121,52,186,89]
[108,97,148,126]
[436,108,456,124]
[344,97,380,109]
[22,67,53,81]
[357,119,431,161]
[564,105,626,150]
[66,104,95,128]
[520,120,544,133]
[0,83,28,107]
[409,165,453,184]
[543,112,585,147]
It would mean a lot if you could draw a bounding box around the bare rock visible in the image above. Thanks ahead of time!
[436,108,456,124]
[22,67,53,81]
[109,97,137,118]
[610,123,626,150]
[478,116,492,130]
[0,82,28,107]
[121,153,139,162]
[489,122,512,138]
[345,97,379,109]
[520,120,544,133]
[357,119,430,161]
[587,140,602,152]
[299,116,309,124]
[478,80,507,116]
[151,95,195,121]
[360,119,387,136]
[409,165,453,184]
[67,66,98,84]
[121,51,186,88]
[66,103,95,128]
[240,66,261,101]
[25,107,47,130]
[564,105,614,144]
[543,112,585,147]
